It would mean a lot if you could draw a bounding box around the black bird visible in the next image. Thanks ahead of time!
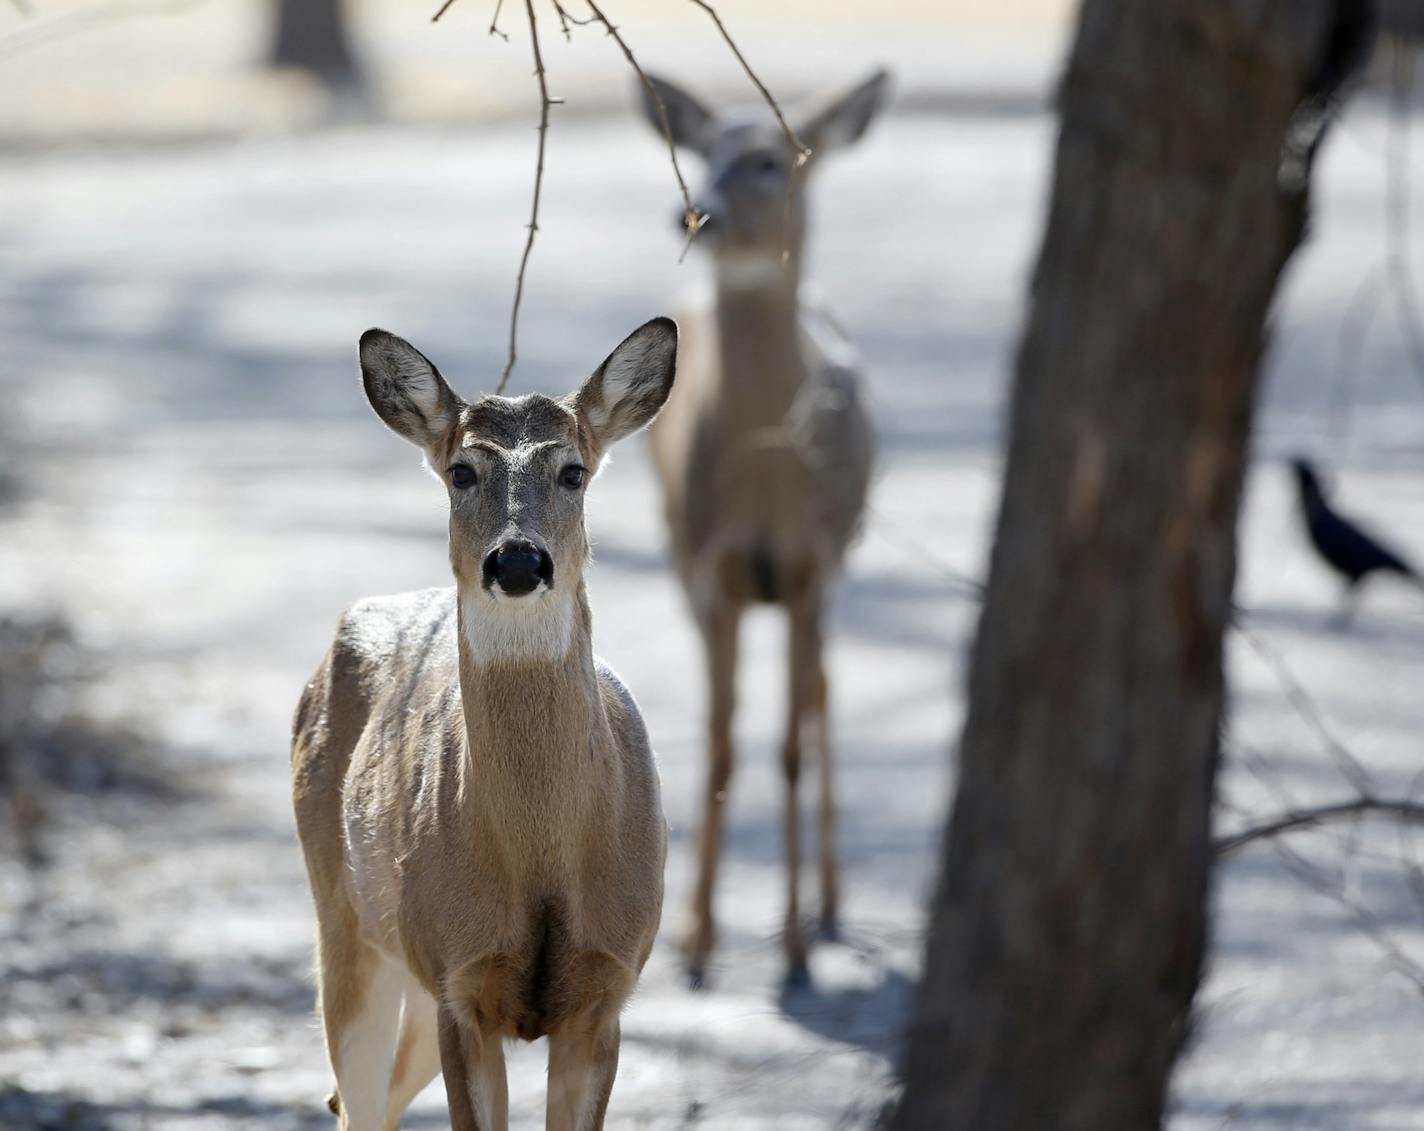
[1291,458,1420,611]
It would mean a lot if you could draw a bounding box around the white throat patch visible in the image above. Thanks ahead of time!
[716,251,790,290]
[461,586,576,666]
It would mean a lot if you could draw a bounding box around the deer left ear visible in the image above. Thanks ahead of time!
[570,318,678,455]
[799,68,891,153]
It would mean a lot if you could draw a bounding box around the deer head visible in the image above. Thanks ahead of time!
[358,318,678,663]
[637,69,890,269]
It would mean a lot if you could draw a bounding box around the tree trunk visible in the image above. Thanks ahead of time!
[270,0,360,87]
[1379,0,1424,42]
[893,3,1362,1128]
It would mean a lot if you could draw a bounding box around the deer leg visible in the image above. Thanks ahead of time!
[546,1009,621,1131]
[437,1005,508,1131]
[782,595,828,983]
[318,926,403,1131]
[382,977,440,1131]
[686,598,741,987]
[807,629,838,939]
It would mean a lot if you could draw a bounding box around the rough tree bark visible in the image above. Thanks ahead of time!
[270,0,360,87]
[893,2,1365,1128]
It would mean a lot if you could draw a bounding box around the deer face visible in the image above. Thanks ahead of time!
[359,319,677,662]
[637,70,890,264]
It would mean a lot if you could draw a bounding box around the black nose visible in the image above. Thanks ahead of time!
[482,539,554,596]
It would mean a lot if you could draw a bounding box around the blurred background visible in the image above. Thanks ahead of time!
[1,2,1423,1128]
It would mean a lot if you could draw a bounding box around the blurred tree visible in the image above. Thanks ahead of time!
[891,2,1370,1128]
[270,0,361,88]
[1379,0,1424,41]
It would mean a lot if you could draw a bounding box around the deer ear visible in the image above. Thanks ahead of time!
[571,318,678,454]
[359,329,462,450]
[799,68,890,153]
[637,74,716,154]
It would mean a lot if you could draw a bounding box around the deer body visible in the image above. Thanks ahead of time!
[638,71,887,983]
[293,320,678,1131]
[651,284,872,606]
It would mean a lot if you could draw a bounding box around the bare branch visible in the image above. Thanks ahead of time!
[487,0,509,41]
[1216,796,1424,857]
[683,0,810,264]
[581,0,706,252]
[431,0,507,38]
[864,502,985,601]
[1233,618,1374,795]
[551,0,594,40]
[497,0,556,395]
[683,0,808,162]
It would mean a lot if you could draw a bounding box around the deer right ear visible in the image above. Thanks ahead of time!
[571,317,678,457]
[799,68,891,153]
[637,74,716,153]
[359,329,462,450]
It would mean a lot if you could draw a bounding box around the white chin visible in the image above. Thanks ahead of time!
[464,585,572,664]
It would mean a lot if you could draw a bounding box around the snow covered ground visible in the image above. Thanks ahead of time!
[1,90,1423,1128]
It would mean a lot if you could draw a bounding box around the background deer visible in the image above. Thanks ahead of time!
[636,70,889,985]
[291,318,676,1131]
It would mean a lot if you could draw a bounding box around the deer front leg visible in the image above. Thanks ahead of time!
[546,1008,622,1131]
[686,598,742,987]
[316,915,403,1131]
[783,595,830,985]
[383,977,441,1131]
[801,608,838,939]
[437,1003,508,1131]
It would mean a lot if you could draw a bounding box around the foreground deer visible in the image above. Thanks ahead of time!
[635,71,888,984]
[291,319,676,1131]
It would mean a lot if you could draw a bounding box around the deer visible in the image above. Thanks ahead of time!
[291,317,677,1131]
[634,69,889,986]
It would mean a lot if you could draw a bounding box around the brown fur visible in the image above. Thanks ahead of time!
[636,72,888,981]
[293,320,676,1130]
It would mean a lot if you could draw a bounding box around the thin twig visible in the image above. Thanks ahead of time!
[431,0,459,22]
[1274,832,1424,992]
[487,0,508,41]
[497,0,556,395]
[581,0,706,255]
[863,503,985,601]
[683,0,808,160]
[551,0,593,40]
[683,0,811,264]
[1233,617,1374,795]
[1215,796,1424,856]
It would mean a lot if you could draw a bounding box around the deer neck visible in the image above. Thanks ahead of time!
[453,584,610,846]
[712,251,810,424]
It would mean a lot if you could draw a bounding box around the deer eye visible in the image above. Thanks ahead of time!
[559,465,586,490]
[449,464,477,489]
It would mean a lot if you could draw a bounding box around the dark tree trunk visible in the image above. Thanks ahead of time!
[270,0,360,87]
[1379,0,1424,42]
[893,3,1362,1128]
